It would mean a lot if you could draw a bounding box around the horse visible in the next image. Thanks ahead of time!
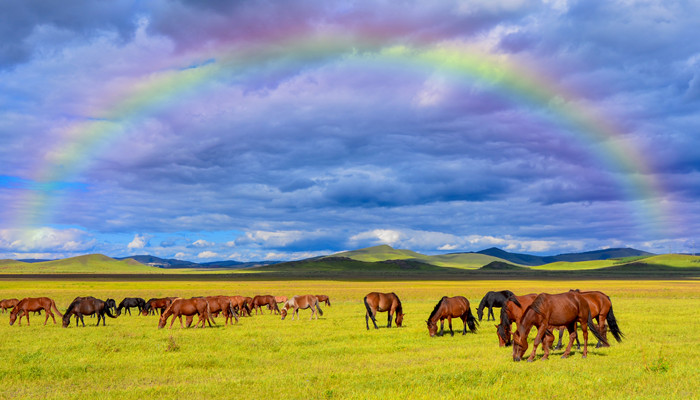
[251,295,280,315]
[275,296,288,304]
[562,289,624,348]
[364,292,404,330]
[477,290,516,321]
[496,294,579,350]
[142,297,176,316]
[158,297,212,329]
[204,296,238,325]
[9,297,63,326]
[512,291,608,362]
[62,296,117,327]
[426,296,478,337]
[0,298,18,313]
[229,296,252,317]
[105,298,117,314]
[315,295,331,306]
[242,297,254,314]
[281,295,323,320]
[117,297,147,316]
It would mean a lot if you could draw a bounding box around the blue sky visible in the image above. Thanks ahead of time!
[1,1,699,261]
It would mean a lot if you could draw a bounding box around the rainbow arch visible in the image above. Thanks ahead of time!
[12,32,675,239]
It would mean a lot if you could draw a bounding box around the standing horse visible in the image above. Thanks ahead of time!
[117,297,147,316]
[275,296,288,304]
[281,295,323,320]
[142,297,176,316]
[512,291,608,362]
[205,296,238,325]
[158,297,212,329]
[477,290,516,321]
[315,295,331,306]
[62,296,117,327]
[9,297,62,326]
[426,296,478,337]
[563,289,623,348]
[364,292,404,330]
[229,296,252,317]
[251,295,280,315]
[0,298,18,313]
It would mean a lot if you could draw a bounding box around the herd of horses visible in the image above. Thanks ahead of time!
[3,288,623,362]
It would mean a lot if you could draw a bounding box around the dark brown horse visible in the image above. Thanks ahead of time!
[315,295,331,306]
[142,297,176,316]
[426,296,478,337]
[0,298,18,313]
[477,290,516,321]
[281,295,323,320]
[9,297,63,326]
[512,291,608,362]
[364,292,404,330]
[117,297,146,316]
[564,289,623,348]
[159,297,212,329]
[62,296,117,327]
[251,295,280,315]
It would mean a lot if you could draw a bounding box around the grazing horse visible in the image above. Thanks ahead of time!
[62,296,117,327]
[251,295,280,315]
[563,289,623,348]
[315,295,331,306]
[275,296,288,304]
[280,295,323,320]
[477,290,516,321]
[158,297,212,329]
[229,296,252,317]
[426,296,478,337]
[142,297,176,316]
[512,292,608,362]
[205,296,238,325]
[117,297,147,316]
[364,292,404,330]
[0,298,18,313]
[496,294,578,349]
[9,297,63,326]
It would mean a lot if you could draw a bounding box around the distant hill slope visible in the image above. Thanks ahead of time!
[331,245,504,269]
[118,255,279,269]
[0,254,162,274]
[473,247,654,266]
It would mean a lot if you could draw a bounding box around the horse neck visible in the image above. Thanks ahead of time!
[518,308,541,334]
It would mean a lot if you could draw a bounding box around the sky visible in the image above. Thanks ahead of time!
[1,0,699,262]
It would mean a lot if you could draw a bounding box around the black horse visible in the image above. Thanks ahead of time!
[117,297,146,316]
[477,290,515,321]
[62,296,117,327]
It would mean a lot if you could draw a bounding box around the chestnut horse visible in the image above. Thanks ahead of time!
[281,295,323,320]
[159,297,213,329]
[364,292,404,330]
[477,290,515,321]
[496,294,578,349]
[205,296,238,325]
[229,296,252,317]
[142,297,176,316]
[315,295,331,306]
[62,296,117,327]
[564,289,623,348]
[9,297,63,326]
[275,296,288,304]
[512,292,608,362]
[251,295,280,315]
[0,298,18,313]
[426,296,478,337]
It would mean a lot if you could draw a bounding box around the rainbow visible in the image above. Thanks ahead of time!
[13,31,676,239]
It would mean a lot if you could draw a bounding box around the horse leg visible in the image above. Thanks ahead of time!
[561,324,576,359]
[438,319,445,337]
[581,320,589,358]
[542,330,555,359]
[461,315,467,335]
[528,325,548,362]
[387,311,393,328]
[43,309,50,325]
[554,327,564,350]
[448,317,454,336]
[488,306,494,321]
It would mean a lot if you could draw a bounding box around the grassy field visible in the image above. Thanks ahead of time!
[0,278,698,399]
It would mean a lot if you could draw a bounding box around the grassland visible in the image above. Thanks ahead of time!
[0,278,698,399]
[0,255,162,274]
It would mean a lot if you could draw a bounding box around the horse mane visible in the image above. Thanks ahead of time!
[505,295,521,308]
[502,290,516,298]
[428,296,447,320]
[393,293,403,313]
[529,295,546,315]
[64,299,80,316]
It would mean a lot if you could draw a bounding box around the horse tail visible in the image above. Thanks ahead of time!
[229,302,238,324]
[316,299,324,317]
[466,306,478,333]
[506,295,521,308]
[587,311,608,346]
[363,296,375,323]
[606,302,624,343]
[207,302,216,326]
[51,299,63,317]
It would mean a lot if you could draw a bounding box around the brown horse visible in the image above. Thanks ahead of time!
[564,289,623,348]
[512,291,608,362]
[62,296,117,327]
[229,296,252,317]
[0,298,18,313]
[9,297,63,326]
[364,292,404,330]
[496,294,578,349]
[205,296,238,325]
[426,296,478,337]
[142,297,176,316]
[281,295,323,320]
[315,295,331,306]
[251,295,280,315]
[275,296,288,304]
[159,297,213,329]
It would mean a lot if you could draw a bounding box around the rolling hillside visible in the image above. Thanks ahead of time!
[0,254,164,274]
[331,245,503,269]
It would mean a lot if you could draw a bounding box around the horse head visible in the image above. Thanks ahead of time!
[426,320,437,337]
[8,308,19,326]
[511,330,528,361]
[395,312,404,327]
[61,312,72,328]
[280,309,288,320]
[496,323,511,347]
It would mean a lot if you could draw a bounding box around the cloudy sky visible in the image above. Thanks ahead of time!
[1,0,699,262]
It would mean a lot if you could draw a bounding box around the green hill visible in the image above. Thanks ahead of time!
[331,245,506,269]
[0,254,164,274]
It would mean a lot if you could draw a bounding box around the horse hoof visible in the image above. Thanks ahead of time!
[526,359,534,363]
[582,355,587,359]
[561,355,569,359]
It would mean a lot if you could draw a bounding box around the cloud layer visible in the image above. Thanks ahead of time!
[1,1,699,261]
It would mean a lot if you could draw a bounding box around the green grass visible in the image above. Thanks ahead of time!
[0,279,698,399]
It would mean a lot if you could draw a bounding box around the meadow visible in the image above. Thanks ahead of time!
[0,278,698,399]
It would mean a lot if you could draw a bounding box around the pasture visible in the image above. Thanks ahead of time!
[0,279,698,399]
